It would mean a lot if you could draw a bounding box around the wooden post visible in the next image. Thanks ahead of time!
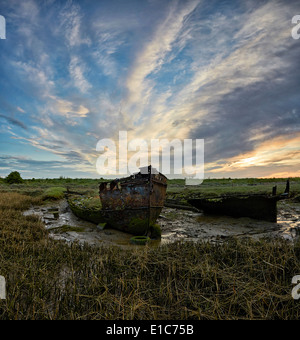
[284,179,290,194]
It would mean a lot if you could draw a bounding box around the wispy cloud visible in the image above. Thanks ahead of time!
[0,0,299,178]
[59,1,91,47]
[16,107,25,113]
[48,96,90,118]
[0,114,28,130]
[125,0,199,110]
[69,56,92,93]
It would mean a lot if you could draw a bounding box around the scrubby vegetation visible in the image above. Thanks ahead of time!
[0,192,300,320]
[5,171,23,184]
[42,187,67,200]
[1,176,300,201]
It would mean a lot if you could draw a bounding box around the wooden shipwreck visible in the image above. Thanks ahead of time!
[67,166,167,236]
[99,166,168,235]
[188,194,279,223]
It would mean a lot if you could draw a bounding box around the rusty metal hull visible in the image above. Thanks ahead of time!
[188,195,278,222]
[100,207,163,235]
[99,166,167,235]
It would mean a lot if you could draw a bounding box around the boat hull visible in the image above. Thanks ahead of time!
[100,206,164,235]
[67,195,106,224]
[99,167,167,235]
[188,195,278,222]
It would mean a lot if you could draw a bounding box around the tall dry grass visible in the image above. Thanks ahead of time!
[0,192,300,319]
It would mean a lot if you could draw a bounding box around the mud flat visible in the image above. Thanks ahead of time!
[23,199,133,247]
[23,198,300,247]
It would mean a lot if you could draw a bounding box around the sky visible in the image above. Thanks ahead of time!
[0,0,299,179]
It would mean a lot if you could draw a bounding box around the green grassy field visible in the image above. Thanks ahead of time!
[167,177,300,198]
[1,177,299,199]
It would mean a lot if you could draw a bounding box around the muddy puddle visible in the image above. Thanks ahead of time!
[23,199,300,247]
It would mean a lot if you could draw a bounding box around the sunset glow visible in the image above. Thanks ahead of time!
[0,0,299,179]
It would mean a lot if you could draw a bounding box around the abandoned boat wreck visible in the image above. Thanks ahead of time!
[67,195,105,225]
[187,194,279,223]
[99,165,168,235]
[67,166,168,236]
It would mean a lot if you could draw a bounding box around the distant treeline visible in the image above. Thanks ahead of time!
[0,176,299,187]
[167,177,300,186]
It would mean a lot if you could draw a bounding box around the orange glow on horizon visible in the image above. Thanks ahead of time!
[206,132,300,177]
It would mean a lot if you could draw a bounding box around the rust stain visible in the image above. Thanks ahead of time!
[99,166,167,234]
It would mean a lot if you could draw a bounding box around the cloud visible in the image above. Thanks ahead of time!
[69,56,92,93]
[175,1,300,170]
[125,0,200,110]
[11,60,55,98]
[1,0,299,179]
[0,113,28,130]
[207,132,300,174]
[16,107,25,113]
[59,1,91,47]
[0,154,95,178]
[47,96,90,118]
[11,125,98,176]
[111,0,300,179]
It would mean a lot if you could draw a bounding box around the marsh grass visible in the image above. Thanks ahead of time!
[0,192,300,320]
[42,187,67,200]
[167,178,300,198]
